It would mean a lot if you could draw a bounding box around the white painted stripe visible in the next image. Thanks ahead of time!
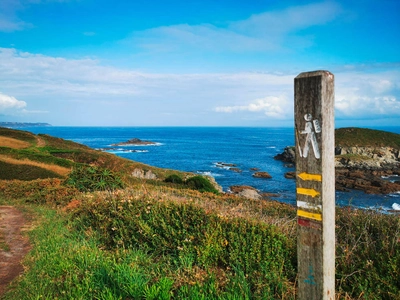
[297,201,322,210]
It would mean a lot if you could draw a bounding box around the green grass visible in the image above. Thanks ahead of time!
[1,178,399,299]
[3,203,296,299]
[0,161,63,181]
[336,127,400,148]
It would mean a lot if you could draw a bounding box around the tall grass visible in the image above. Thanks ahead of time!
[71,189,297,298]
[335,208,400,299]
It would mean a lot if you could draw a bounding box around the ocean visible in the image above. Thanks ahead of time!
[23,126,400,211]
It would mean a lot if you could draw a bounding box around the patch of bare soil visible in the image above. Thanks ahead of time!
[0,206,31,296]
[35,136,46,147]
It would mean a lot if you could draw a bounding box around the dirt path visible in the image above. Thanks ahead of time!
[35,136,46,147]
[0,206,31,296]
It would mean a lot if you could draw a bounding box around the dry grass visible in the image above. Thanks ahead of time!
[0,137,31,149]
[0,155,71,177]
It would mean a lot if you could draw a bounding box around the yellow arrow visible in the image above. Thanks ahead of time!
[297,187,320,198]
[298,172,322,182]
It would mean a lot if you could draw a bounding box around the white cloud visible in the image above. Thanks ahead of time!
[0,92,27,110]
[335,71,400,119]
[0,47,399,125]
[128,1,342,53]
[215,96,292,119]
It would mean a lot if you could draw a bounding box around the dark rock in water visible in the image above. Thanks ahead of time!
[284,171,296,179]
[250,167,260,171]
[253,171,272,179]
[261,193,280,198]
[230,167,242,173]
[112,138,156,146]
[335,168,400,194]
[274,146,295,163]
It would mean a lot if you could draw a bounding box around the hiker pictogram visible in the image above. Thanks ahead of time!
[299,114,321,159]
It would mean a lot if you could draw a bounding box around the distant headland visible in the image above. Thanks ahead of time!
[0,122,51,128]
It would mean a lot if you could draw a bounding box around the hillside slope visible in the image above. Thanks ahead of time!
[0,127,186,182]
[335,127,400,148]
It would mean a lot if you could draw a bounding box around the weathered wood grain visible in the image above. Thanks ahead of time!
[295,70,335,300]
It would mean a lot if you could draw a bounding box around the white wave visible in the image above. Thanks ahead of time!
[266,146,276,148]
[105,149,149,154]
[213,162,234,170]
[196,171,223,177]
[110,142,163,147]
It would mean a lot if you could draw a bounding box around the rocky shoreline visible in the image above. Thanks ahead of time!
[274,146,400,195]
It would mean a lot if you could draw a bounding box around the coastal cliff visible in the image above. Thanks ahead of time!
[275,128,400,194]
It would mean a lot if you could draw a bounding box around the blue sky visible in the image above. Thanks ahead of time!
[0,0,399,127]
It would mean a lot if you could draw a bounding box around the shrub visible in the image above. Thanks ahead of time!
[185,176,219,194]
[72,193,296,297]
[65,165,125,192]
[164,174,184,184]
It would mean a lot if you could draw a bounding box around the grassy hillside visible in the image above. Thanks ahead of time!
[0,127,399,299]
[0,127,189,183]
[336,127,400,148]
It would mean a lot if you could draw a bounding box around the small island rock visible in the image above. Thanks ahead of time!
[252,171,272,179]
[112,138,156,146]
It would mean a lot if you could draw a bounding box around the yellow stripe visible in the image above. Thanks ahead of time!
[297,209,322,221]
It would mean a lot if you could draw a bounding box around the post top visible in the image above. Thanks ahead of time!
[295,70,334,80]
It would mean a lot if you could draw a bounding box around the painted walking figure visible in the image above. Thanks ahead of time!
[299,113,321,159]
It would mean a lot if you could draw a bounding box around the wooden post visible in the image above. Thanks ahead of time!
[295,70,335,299]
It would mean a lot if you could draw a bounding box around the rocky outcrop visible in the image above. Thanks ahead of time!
[229,185,280,200]
[336,168,400,194]
[284,171,296,179]
[229,185,261,200]
[132,168,157,180]
[253,171,272,179]
[334,147,400,194]
[275,145,400,194]
[274,146,295,163]
[112,138,156,146]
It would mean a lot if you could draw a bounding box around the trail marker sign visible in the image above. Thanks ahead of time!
[295,71,335,299]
